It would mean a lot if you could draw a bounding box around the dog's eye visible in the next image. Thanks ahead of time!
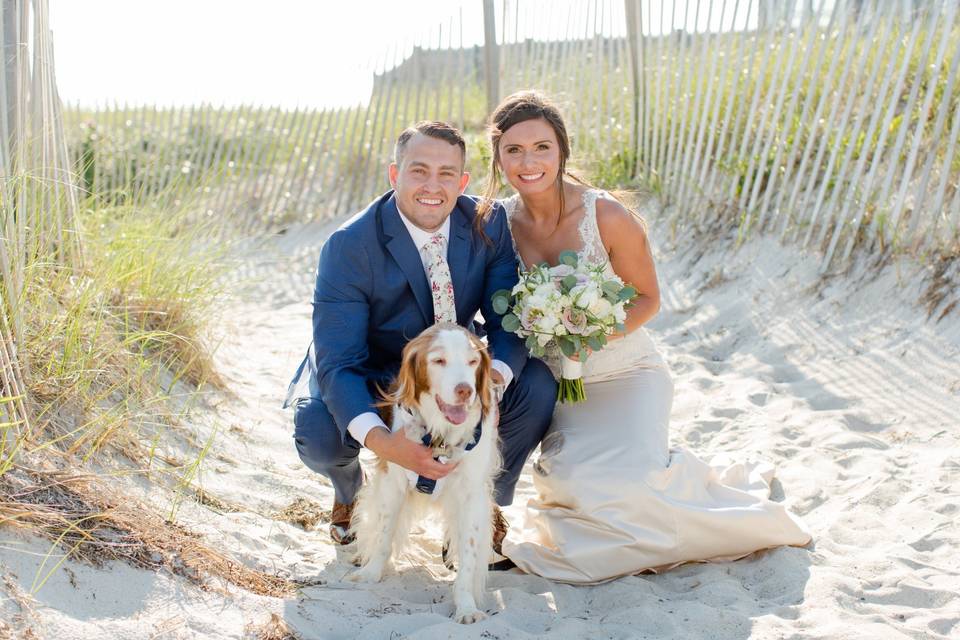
[468,359,480,366]
[432,358,446,366]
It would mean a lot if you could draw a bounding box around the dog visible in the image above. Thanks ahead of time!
[346,323,502,624]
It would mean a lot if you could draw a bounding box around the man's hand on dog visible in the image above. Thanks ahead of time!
[365,427,459,480]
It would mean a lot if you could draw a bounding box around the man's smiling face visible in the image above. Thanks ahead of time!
[389,132,470,232]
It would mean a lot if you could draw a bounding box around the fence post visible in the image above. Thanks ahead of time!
[624,0,642,179]
[483,0,499,115]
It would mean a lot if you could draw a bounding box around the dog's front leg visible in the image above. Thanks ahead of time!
[451,493,492,624]
[347,470,406,583]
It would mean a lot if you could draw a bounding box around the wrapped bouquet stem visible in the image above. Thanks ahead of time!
[558,355,585,403]
[492,250,637,403]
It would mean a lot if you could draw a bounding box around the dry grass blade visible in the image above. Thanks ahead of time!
[272,497,329,531]
[0,468,297,598]
[245,613,302,640]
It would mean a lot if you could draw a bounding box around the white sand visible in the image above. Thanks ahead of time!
[2,211,958,639]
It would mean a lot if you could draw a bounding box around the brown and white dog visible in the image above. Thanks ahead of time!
[346,323,502,624]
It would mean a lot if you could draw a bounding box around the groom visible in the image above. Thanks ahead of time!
[285,121,557,551]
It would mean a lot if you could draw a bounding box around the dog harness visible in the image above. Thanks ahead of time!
[415,419,483,495]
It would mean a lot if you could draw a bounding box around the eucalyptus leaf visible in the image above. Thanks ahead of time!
[561,274,578,292]
[492,294,510,315]
[618,285,637,301]
[558,338,576,357]
[525,335,538,350]
[602,280,621,296]
[502,313,521,333]
[587,335,603,351]
[559,250,578,267]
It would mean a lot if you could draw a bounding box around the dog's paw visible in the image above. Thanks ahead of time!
[453,608,487,624]
[345,566,383,584]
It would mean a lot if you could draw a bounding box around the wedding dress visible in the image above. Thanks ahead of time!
[500,189,811,584]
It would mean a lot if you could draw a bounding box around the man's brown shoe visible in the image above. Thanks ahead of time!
[329,499,356,545]
[492,505,508,555]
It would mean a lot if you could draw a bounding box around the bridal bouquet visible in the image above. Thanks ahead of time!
[492,250,636,403]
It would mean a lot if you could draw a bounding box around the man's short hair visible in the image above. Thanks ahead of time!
[394,121,466,165]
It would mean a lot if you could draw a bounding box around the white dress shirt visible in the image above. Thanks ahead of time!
[346,206,515,447]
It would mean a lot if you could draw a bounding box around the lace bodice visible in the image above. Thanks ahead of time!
[503,188,612,276]
[501,188,665,381]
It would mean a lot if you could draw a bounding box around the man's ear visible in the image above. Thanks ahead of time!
[459,171,470,193]
[388,163,399,189]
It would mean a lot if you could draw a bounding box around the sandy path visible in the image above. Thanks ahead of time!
[2,213,958,639]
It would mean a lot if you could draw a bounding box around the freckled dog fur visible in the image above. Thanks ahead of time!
[347,323,501,625]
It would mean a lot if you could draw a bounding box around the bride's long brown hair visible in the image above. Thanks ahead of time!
[475,91,595,235]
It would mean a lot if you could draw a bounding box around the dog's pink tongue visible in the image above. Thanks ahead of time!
[441,401,468,425]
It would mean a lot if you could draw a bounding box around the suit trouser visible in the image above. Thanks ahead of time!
[292,357,557,506]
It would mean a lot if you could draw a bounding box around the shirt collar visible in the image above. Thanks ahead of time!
[396,204,451,252]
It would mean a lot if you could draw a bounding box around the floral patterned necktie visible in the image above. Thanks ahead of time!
[422,233,456,324]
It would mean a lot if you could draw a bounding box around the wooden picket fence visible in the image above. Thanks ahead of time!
[642,0,960,268]
[63,1,959,271]
[1,0,81,448]
[497,0,960,268]
[3,0,959,461]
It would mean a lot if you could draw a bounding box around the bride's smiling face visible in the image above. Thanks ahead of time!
[498,118,562,197]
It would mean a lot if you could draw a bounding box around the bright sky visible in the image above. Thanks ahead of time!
[49,1,768,109]
[49,0,484,108]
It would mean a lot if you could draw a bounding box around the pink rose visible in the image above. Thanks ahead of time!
[561,308,588,335]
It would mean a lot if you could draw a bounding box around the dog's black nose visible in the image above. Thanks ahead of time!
[454,383,473,403]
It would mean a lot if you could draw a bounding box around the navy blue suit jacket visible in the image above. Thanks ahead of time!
[284,191,528,436]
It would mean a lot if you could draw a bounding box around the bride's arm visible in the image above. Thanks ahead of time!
[596,197,661,337]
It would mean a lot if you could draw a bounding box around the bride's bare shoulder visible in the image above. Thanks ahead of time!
[594,194,648,243]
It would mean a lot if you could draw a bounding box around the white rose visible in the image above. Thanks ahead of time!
[537,332,553,347]
[569,284,587,304]
[527,293,548,312]
[573,285,600,310]
[614,303,627,323]
[589,297,613,318]
[535,314,560,334]
[533,283,556,300]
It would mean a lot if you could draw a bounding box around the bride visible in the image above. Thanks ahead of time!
[476,91,811,584]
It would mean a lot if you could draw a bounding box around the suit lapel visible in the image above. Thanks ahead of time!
[380,195,433,325]
[446,205,472,321]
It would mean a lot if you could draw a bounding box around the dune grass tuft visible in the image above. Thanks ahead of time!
[0,467,297,597]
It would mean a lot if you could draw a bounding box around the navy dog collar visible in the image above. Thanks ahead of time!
[415,419,483,495]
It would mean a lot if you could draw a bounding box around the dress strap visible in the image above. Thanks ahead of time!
[578,189,607,265]
[502,195,525,271]
[503,194,520,222]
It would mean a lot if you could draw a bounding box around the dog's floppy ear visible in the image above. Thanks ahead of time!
[387,327,434,408]
[469,333,494,415]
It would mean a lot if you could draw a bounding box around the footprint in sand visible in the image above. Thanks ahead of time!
[792,489,828,516]
[929,618,959,636]
[692,376,719,390]
[768,364,805,384]
[691,419,724,433]
[711,407,744,419]
[842,413,888,433]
